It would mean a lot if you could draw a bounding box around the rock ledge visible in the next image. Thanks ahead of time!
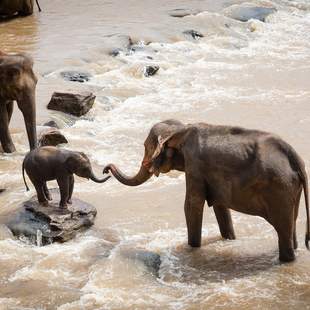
[6,190,97,245]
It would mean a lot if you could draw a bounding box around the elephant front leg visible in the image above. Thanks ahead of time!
[57,177,70,208]
[67,175,74,204]
[184,175,206,247]
[213,205,236,240]
[0,103,16,153]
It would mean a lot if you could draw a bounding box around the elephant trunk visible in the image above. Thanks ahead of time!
[89,171,111,183]
[104,163,152,186]
[35,0,42,12]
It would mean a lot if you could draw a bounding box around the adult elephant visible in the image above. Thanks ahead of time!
[103,119,310,262]
[0,0,41,17]
[0,52,37,153]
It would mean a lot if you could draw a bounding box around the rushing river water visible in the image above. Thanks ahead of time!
[1,0,310,309]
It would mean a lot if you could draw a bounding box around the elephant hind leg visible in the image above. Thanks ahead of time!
[33,181,48,205]
[43,182,52,201]
[213,205,236,240]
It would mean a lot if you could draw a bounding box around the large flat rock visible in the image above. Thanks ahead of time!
[6,190,97,245]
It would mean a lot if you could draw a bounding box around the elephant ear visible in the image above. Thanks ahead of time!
[6,65,21,82]
[66,155,80,174]
[151,126,190,161]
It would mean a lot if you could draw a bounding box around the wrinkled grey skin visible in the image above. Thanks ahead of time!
[0,0,41,17]
[23,146,110,208]
[104,119,310,262]
[0,52,37,153]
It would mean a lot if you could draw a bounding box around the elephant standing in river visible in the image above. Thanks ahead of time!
[0,0,41,17]
[0,52,37,153]
[103,119,310,262]
[23,146,110,208]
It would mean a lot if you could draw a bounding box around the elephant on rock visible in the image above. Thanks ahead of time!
[0,52,37,153]
[103,119,310,262]
[23,146,111,208]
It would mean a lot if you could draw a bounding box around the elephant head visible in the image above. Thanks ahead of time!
[103,120,189,186]
[67,152,110,183]
[0,53,37,152]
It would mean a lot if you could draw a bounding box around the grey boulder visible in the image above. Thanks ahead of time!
[6,191,97,245]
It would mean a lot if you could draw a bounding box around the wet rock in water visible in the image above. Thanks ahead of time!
[106,34,133,56]
[43,120,59,128]
[169,8,200,18]
[38,128,68,147]
[6,190,97,245]
[183,30,204,40]
[144,65,159,77]
[60,71,91,83]
[122,248,161,276]
[47,91,96,117]
[224,4,276,22]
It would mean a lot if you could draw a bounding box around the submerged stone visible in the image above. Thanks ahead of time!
[224,4,276,22]
[183,30,204,40]
[43,120,59,128]
[47,91,96,117]
[144,65,159,77]
[121,248,161,276]
[6,191,97,245]
[169,8,200,18]
[60,71,91,83]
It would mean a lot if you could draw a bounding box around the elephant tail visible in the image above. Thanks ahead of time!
[282,141,310,250]
[291,149,310,250]
[301,169,310,250]
[22,160,30,192]
[36,0,42,12]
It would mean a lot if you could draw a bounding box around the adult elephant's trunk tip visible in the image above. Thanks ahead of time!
[103,163,152,186]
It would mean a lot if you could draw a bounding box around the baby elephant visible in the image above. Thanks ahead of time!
[22,146,110,208]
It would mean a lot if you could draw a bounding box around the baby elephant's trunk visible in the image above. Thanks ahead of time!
[90,172,110,183]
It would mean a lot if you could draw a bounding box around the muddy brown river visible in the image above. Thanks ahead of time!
[1,0,310,309]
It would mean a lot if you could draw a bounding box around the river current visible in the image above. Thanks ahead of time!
[0,0,310,309]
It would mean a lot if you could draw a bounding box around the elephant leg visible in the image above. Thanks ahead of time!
[43,182,52,201]
[67,175,74,204]
[57,177,69,208]
[0,103,16,153]
[33,181,48,205]
[213,205,236,240]
[271,207,295,262]
[6,101,14,123]
[184,174,206,247]
[17,96,37,150]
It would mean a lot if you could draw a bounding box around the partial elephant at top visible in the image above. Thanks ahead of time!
[0,0,41,18]
[0,52,37,153]
[103,119,310,263]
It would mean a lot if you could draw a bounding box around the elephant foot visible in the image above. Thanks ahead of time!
[2,142,16,153]
[221,230,236,240]
[279,248,295,263]
[59,203,68,209]
[39,200,49,207]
